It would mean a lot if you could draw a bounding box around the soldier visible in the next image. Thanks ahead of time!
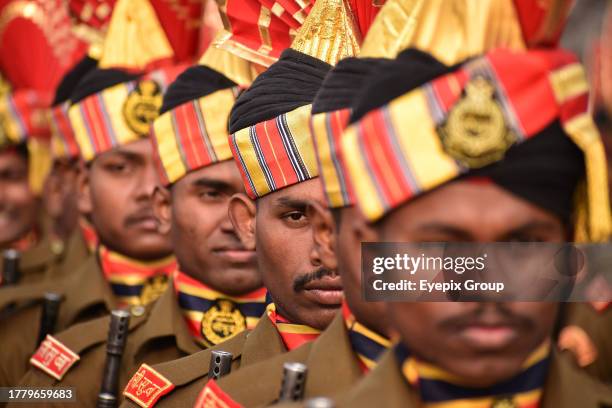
[0,0,186,386]
[42,53,100,270]
[184,0,565,404]
[11,41,269,407]
[329,46,611,407]
[0,88,56,285]
[118,0,361,405]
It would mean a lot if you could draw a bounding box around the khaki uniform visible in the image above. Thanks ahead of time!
[564,303,612,384]
[118,311,290,408]
[204,312,367,407]
[0,219,89,289]
[0,255,115,386]
[12,282,202,407]
[332,349,612,408]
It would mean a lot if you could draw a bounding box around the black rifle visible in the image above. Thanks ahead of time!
[37,292,63,345]
[278,362,308,402]
[2,249,20,286]
[208,350,233,380]
[97,310,130,408]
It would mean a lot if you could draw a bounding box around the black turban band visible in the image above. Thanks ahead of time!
[312,57,391,115]
[53,55,98,106]
[229,48,331,134]
[160,65,237,115]
[349,48,585,224]
[70,68,141,105]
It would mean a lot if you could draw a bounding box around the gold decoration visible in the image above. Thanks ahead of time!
[200,299,247,345]
[198,34,259,86]
[98,0,174,70]
[360,0,526,63]
[290,0,360,66]
[491,397,517,408]
[123,80,163,135]
[440,77,516,168]
[139,275,169,306]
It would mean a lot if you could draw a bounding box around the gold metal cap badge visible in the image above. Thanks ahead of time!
[440,77,516,169]
[123,79,163,135]
[201,299,247,346]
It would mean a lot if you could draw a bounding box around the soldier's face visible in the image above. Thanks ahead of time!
[372,181,565,387]
[78,139,172,260]
[229,178,342,330]
[155,160,261,296]
[309,204,391,337]
[0,147,38,248]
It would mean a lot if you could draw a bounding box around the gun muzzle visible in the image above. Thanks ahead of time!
[97,310,130,408]
[278,362,308,402]
[2,249,20,286]
[37,292,63,345]
[305,397,335,408]
[208,350,233,380]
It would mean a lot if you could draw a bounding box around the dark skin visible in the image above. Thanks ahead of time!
[153,160,261,296]
[43,158,81,241]
[0,147,39,248]
[229,178,342,331]
[77,139,172,260]
[353,181,566,387]
[309,204,390,337]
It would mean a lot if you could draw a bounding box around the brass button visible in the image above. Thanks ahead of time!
[131,305,145,317]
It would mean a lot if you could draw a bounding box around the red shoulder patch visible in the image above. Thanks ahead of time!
[194,379,242,408]
[29,335,80,380]
[123,363,175,408]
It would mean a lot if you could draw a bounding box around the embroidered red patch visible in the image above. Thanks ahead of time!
[29,335,80,380]
[194,379,242,408]
[123,364,175,408]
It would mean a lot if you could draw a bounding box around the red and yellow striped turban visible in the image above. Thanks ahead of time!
[341,48,611,242]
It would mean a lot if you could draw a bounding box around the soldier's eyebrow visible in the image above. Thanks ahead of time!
[191,178,233,191]
[414,223,473,240]
[274,197,308,210]
[105,149,145,163]
[501,220,562,238]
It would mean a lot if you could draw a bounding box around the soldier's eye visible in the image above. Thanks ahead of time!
[281,211,309,228]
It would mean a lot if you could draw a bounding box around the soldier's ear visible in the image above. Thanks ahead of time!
[228,193,257,250]
[307,201,337,271]
[153,186,172,235]
[76,164,93,216]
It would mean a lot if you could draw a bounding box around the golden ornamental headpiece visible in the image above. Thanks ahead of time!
[98,0,174,70]
[360,0,526,63]
[290,0,361,66]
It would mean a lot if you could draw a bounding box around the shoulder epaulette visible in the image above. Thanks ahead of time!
[123,363,175,408]
[29,335,80,380]
[194,379,242,408]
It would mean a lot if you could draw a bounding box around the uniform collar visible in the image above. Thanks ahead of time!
[59,255,116,327]
[173,269,267,346]
[341,344,612,408]
[126,279,202,360]
[98,245,176,307]
[265,302,321,351]
[342,302,391,372]
[240,310,288,367]
[303,311,365,395]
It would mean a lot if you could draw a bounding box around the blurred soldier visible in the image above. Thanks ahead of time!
[0,89,55,284]
[331,46,611,407]
[11,41,269,407]
[0,0,187,386]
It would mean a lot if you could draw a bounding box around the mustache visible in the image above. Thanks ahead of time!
[293,267,338,292]
[123,207,158,227]
[439,303,535,332]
